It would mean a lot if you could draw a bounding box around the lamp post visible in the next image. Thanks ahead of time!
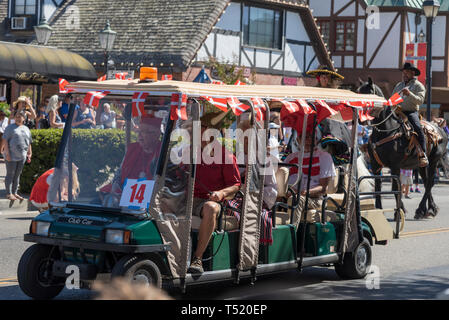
[98,20,117,80]
[422,0,440,121]
[34,17,53,46]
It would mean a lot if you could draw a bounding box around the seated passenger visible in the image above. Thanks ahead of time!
[99,116,162,206]
[283,130,336,226]
[188,112,241,274]
[223,116,278,245]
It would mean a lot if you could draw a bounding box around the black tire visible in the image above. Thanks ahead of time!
[17,244,64,300]
[334,238,372,279]
[111,254,162,288]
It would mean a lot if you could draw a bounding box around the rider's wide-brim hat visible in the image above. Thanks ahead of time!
[401,62,420,76]
[306,65,344,80]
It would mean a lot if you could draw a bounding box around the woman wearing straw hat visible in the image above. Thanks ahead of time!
[10,96,37,126]
[306,65,344,89]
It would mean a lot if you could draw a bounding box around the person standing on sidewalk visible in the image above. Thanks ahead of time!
[1,111,32,201]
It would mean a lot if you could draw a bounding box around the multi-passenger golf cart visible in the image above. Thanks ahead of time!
[17,78,401,299]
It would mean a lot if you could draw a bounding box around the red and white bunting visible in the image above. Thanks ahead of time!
[132,92,149,117]
[161,74,173,80]
[170,93,188,121]
[201,96,228,112]
[383,93,403,106]
[227,97,250,116]
[295,99,315,114]
[58,78,72,93]
[115,72,128,80]
[97,75,107,82]
[234,80,246,85]
[83,91,109,108]
[275,99,300,114]
[211,80,224,85]
[250,97,266,121]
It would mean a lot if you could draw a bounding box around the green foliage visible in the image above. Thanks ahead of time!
[71,129,126,195]
[20,129,126,194]
[0,102,11,117]
[19,129,63,193]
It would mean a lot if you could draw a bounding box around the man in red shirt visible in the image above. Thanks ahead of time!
[188,112,241,274]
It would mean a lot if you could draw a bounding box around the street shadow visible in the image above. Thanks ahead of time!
[0,284,94,300]
[173,267,340,300]
[6,217,34,221]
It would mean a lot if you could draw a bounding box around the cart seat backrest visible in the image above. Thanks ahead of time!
[275,166,289,197]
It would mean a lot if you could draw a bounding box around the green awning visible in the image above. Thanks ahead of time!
[0,41,97,83]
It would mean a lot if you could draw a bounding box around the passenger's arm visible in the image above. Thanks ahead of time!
[300,177,330,197]
[209,184,240,202]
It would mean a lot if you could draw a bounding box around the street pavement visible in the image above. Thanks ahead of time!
[0,161,449,300]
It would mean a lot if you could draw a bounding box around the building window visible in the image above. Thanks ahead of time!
[335,20,355,52]
[243,5,283,49]
[14,0,37,15]
[316,20,330,47]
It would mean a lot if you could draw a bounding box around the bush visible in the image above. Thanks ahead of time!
[20,129,126,194]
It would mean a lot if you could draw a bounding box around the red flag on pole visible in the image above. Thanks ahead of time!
[227,97,250,116]
[170,93,188,121]
[132,92,149,117]
[201,96,228,112]
[383,93,403,106]
[115,72,128,80]
[83,91,109,108]
[250,97,266,121]
[59,78,72,93]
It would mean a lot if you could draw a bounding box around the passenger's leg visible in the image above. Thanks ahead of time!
[292,196,322,227]
[194,201,220,260]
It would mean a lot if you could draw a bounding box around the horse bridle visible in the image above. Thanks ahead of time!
[368,106,404,171]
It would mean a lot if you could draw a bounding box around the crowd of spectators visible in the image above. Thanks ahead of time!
[0,93,123,131]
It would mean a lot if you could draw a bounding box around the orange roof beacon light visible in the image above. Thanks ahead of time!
[139,67,158,83]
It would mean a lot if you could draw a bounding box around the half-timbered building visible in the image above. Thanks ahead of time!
[307,0,449,119]
[1,0,333,103]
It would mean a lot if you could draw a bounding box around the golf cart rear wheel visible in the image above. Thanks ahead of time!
[111,254,162,288]
[334,238,371,279]
[17,244,64,300]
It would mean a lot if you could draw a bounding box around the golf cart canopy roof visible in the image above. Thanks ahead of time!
[66,79,387,106]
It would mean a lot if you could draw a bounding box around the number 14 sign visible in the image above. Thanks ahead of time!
[119,179,155,209]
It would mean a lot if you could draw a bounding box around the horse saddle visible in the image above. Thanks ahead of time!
[396,109,443,153]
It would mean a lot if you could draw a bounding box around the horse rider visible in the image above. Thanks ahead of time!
[306,65,344,89]
[392,62,428,167]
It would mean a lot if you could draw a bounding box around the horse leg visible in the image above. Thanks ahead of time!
[415,166,429,219]
[426,161,439,217]
[391,168,406,218]
[375,176,383,209]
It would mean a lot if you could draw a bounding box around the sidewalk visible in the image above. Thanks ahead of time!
[0,158,32,213]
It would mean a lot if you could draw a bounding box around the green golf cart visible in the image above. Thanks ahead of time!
[17,79,400,299]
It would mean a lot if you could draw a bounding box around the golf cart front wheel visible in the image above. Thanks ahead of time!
[17,244,65,300]
[334,238,372,279]
[111,254,162,288]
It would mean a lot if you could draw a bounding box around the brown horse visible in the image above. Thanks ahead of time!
[358,79,448,219]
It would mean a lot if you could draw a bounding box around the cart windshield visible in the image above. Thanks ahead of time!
[47,94,170,209]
